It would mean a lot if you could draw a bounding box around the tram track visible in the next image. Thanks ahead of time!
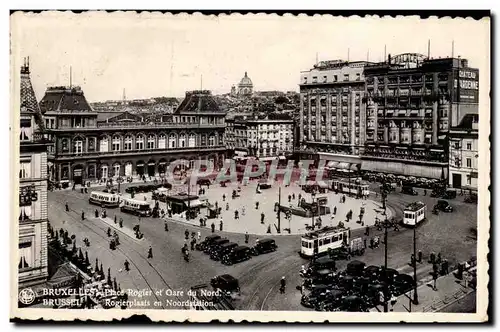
[49,201,187,309]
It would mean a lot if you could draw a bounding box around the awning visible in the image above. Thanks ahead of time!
[327,161,339,168]
[350,164,359,171]
[187,199,204,208]
[361,160,443,179]
[337,162,350,170]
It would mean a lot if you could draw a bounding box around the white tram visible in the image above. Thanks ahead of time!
[89,191,120,208]
[332,178,370,197]
[403,201,427,226]
[120,198,152,217]
[300,226,350,258]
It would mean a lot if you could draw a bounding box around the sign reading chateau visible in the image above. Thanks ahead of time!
[454,68,480,103]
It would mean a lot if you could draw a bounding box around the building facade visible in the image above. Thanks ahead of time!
[245,117,294,160]
[225,116,248,157]
[299,60,372,167]
[19,59,50,289]
[448,114,479,191]
[237,72,253,96]
[43,89,227,184]
[361,54,479,179]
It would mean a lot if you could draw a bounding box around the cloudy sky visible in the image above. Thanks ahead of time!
[11,12,490,102]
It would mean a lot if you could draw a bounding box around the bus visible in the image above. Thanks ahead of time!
[403,201,427,226]
[120,198,152,217]
[300,226,350,258]
[89,191,120,208]
[332,178,370,197]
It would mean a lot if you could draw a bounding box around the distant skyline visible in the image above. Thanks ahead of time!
[11,13,489,103]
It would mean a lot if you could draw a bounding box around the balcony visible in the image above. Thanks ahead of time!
[52,145,227,160]
[50,122,226,132]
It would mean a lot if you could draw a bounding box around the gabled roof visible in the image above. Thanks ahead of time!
[175,90,224,114]
[20,59,40,114]
[39,86,94,113]
[98,111,143,123]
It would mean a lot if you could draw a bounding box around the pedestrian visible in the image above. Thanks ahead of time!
[95,209,99,218]
[222,194,226,202]
[256,201,259,209]
[261,212,265,224]
[418,250,423,263]
[292,193,296,200]
[370,237,374,249]
[364,238,367,249]
[242,207,246,216]
[81,211,85,221]
[65,202,69,212]
[107,227,111,237]
[424,189,427,196]
[288,195,291,203]
[114,215,117,224]
[365,225,369,236]
[215,201,218,210]
[432,271,438,291]
[443,259,449,275]
[185,229,189,240]
[190,238,196,251]
[298,193,302,202]
[119,218,123,228]
[411,254,415,267]
[280,276,286,294]
[211,222,215,233]
[147,247,153,259]
[197,231,201,241]
[124,260,130,271]
[437,252,442,264]
[245,232,249,244]
[333,206,337,215]
[164,222,169,232]
[220,219,223,231]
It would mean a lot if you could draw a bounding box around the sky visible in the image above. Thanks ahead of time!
[11,12,490,103]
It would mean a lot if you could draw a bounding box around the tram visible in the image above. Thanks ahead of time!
[403,201,427,226]
[332,178,370,197]
[300,226,349,258]
[120,198,152,217]
[89,191,121,208]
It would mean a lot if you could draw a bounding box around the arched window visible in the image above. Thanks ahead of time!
[158,134,166,149]
[208,134,215,146]
[136,135,144,150]
[179,134,186,148]
[61,138,69,152]
[147,135,155,149]
[188,134,196,147]
[99,137,109,152]
[112,136,121,151]
[124,135,133,150]
[73,138,83,155]
[169,134,176,148]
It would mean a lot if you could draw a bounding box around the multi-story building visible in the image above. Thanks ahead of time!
[361,53,479,179]
[448,114,479,191]
[299,60,372,168]
[42,89,227,184]
[18,59,50,289]
[245,116,294,161]
[225,116,249,157]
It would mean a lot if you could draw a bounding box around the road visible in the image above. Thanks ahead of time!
[48,182,477,311]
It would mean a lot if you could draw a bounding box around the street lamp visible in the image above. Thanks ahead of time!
[276,186,281,234]
[380,188,393,313]
[311,191,316,229]
[412,225,419,305]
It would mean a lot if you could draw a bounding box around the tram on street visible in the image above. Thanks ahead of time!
[332,178,370,197]
[403,201,427,226]
[300,226,350,258]
[89,191,121,208]
[120,198,152,217]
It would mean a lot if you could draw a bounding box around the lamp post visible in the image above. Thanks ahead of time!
[380,189,392,313]
[311,192,316,229]
[413,225,419,305]
[277,186,281,233]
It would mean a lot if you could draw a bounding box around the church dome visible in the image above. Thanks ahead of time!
[238,72,253,87]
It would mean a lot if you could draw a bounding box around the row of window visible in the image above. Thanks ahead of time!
[305,73,362,84]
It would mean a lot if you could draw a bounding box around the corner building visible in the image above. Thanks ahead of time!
[18,60,50,289]
[361,54,479,179]
[43,89,227,184]
[299,60,372,168]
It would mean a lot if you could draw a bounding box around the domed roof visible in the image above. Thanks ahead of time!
[239,72,253,87]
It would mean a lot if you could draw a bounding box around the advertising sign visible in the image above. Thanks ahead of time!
[453,68,479,103]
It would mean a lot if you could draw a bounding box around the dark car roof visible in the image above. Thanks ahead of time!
[437,200,449,204]
[217,274,238,282]
[221,242,238,248]
[314,256,335,265]
[347,260,366,269]
[233,246,250,252]
[214,238,229,244]
[259,238,275,244]
[206,235,221,240]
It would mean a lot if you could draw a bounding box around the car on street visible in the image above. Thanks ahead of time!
[210,242,238,261]
[221,246,252,265]
[401,186,418,196]
[251,238,277,255]
[205,238,230,254]
[433,200,453,212]
[210,274,240,294]
[196,235,221,251]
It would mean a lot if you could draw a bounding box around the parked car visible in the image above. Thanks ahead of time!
[251,238,277,255]
[442,190,457,199]
[210,274,240,294]
[464,193,478,204]
[221,246,252,265]
[205,238,230,254]
[433,200,453,212]
[210,242,238,261]
[195,235,221,251]
[401,186,418,196]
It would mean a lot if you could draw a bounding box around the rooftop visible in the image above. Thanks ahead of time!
[175,90,225,114]
[39,86,94,113]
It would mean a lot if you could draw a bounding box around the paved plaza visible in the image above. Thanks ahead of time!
[125,180,392,235]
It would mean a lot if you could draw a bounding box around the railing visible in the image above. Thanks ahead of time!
[52,122,225,130]
[54,145,227,158]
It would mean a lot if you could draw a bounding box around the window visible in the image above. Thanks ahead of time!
[61,138,69,152]
[19,240,32,269]
[201,134,207,146]
[188,134,196,147]
[88,138,95,151]
[454,142,460,149]
[333,75,338,82]
[19,206,31,221]
[99,137,109,152]
[124,135,133,150]
[20,119,31,141]
[74,138,83,154]
[169,134,177,148]
[147,135,155,149]
[179,134,186,148]
[136,135,144,150]
[466,158,472,168]
[20,161,31,179]
[343,74,349,81]
[158,134,166,149]
[112,136,121,151]
[466,142,472,150]
[467,176,471,185]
